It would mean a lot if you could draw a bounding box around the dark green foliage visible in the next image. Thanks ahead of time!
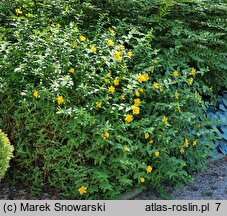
[85,0,227,92]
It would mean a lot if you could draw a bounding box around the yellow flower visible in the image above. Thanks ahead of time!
[140,178,145,183]
[101,132,110,140]
[173,70,179,77]
[108,86,115,93]
[120,95,125,100]
[90,45,97,53]
[162,116,168,125]
[56,23,61,28]
[194,90,198,97]
[146,165,153,173]
[48,19,52,23]
[175,91,179,100]
[192,140,197,146]
[79,35,86,42]
[125,114,133,123]
[123,145,129,151]
[69,67,75,73]
[153,82,159,89]
[137,73,149,83]
[198,98,202,104]
[105,132,110,139]
[144,73,149,81]
[139,88,144,93]
[180,147,185,154]
[104,78,109,83]
[184,138,189,148]
[190,67,196,76]
[177,105,181,112]
[131,105,140,115]
[15,8,22,15]
[155,151,160,157]
[96,102,102,108]
[78,186,87,195]
[107,39,114,47]
[189,77,194,85]
[137,73,145,83]
[149,139,154,144]
[106,72,111,78]
[153,59,158,64]
[144,133,149,139]
[134,98,141,106]
[113,78,119,86]
[113,51,122,61]
[118,44,125,50]
[57,95,64,105]
[135,91,140,97]
[127,51,133,57]
[33,90,38,98]
[109,28,115,34]
[72,41,77,47]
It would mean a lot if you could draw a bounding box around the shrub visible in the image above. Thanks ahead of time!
[0,129,14,181]
[2,0,225,91]
[86,0,227,92]
[0,7,217,199]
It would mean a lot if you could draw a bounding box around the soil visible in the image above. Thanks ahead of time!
[0,182,62,200]
[1,156,227,200]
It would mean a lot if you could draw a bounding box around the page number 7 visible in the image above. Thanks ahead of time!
[215,203,221,211]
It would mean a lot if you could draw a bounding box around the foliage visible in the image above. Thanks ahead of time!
[85,0,227,92]
[0,3,218,198]
[1,1,226,93]
[1,0,224,199]
[151,0,227,92]
[0,129,14,181]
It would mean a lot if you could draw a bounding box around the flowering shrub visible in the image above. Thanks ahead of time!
[86,0,227,92]
[0,130,14,181]
[0,6,217,199]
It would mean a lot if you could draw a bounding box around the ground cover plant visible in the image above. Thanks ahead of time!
[0,0,223,199]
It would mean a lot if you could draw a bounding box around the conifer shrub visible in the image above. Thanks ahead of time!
[0,129,14,181]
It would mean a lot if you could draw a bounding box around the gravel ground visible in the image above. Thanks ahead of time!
[1,156,227,200]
